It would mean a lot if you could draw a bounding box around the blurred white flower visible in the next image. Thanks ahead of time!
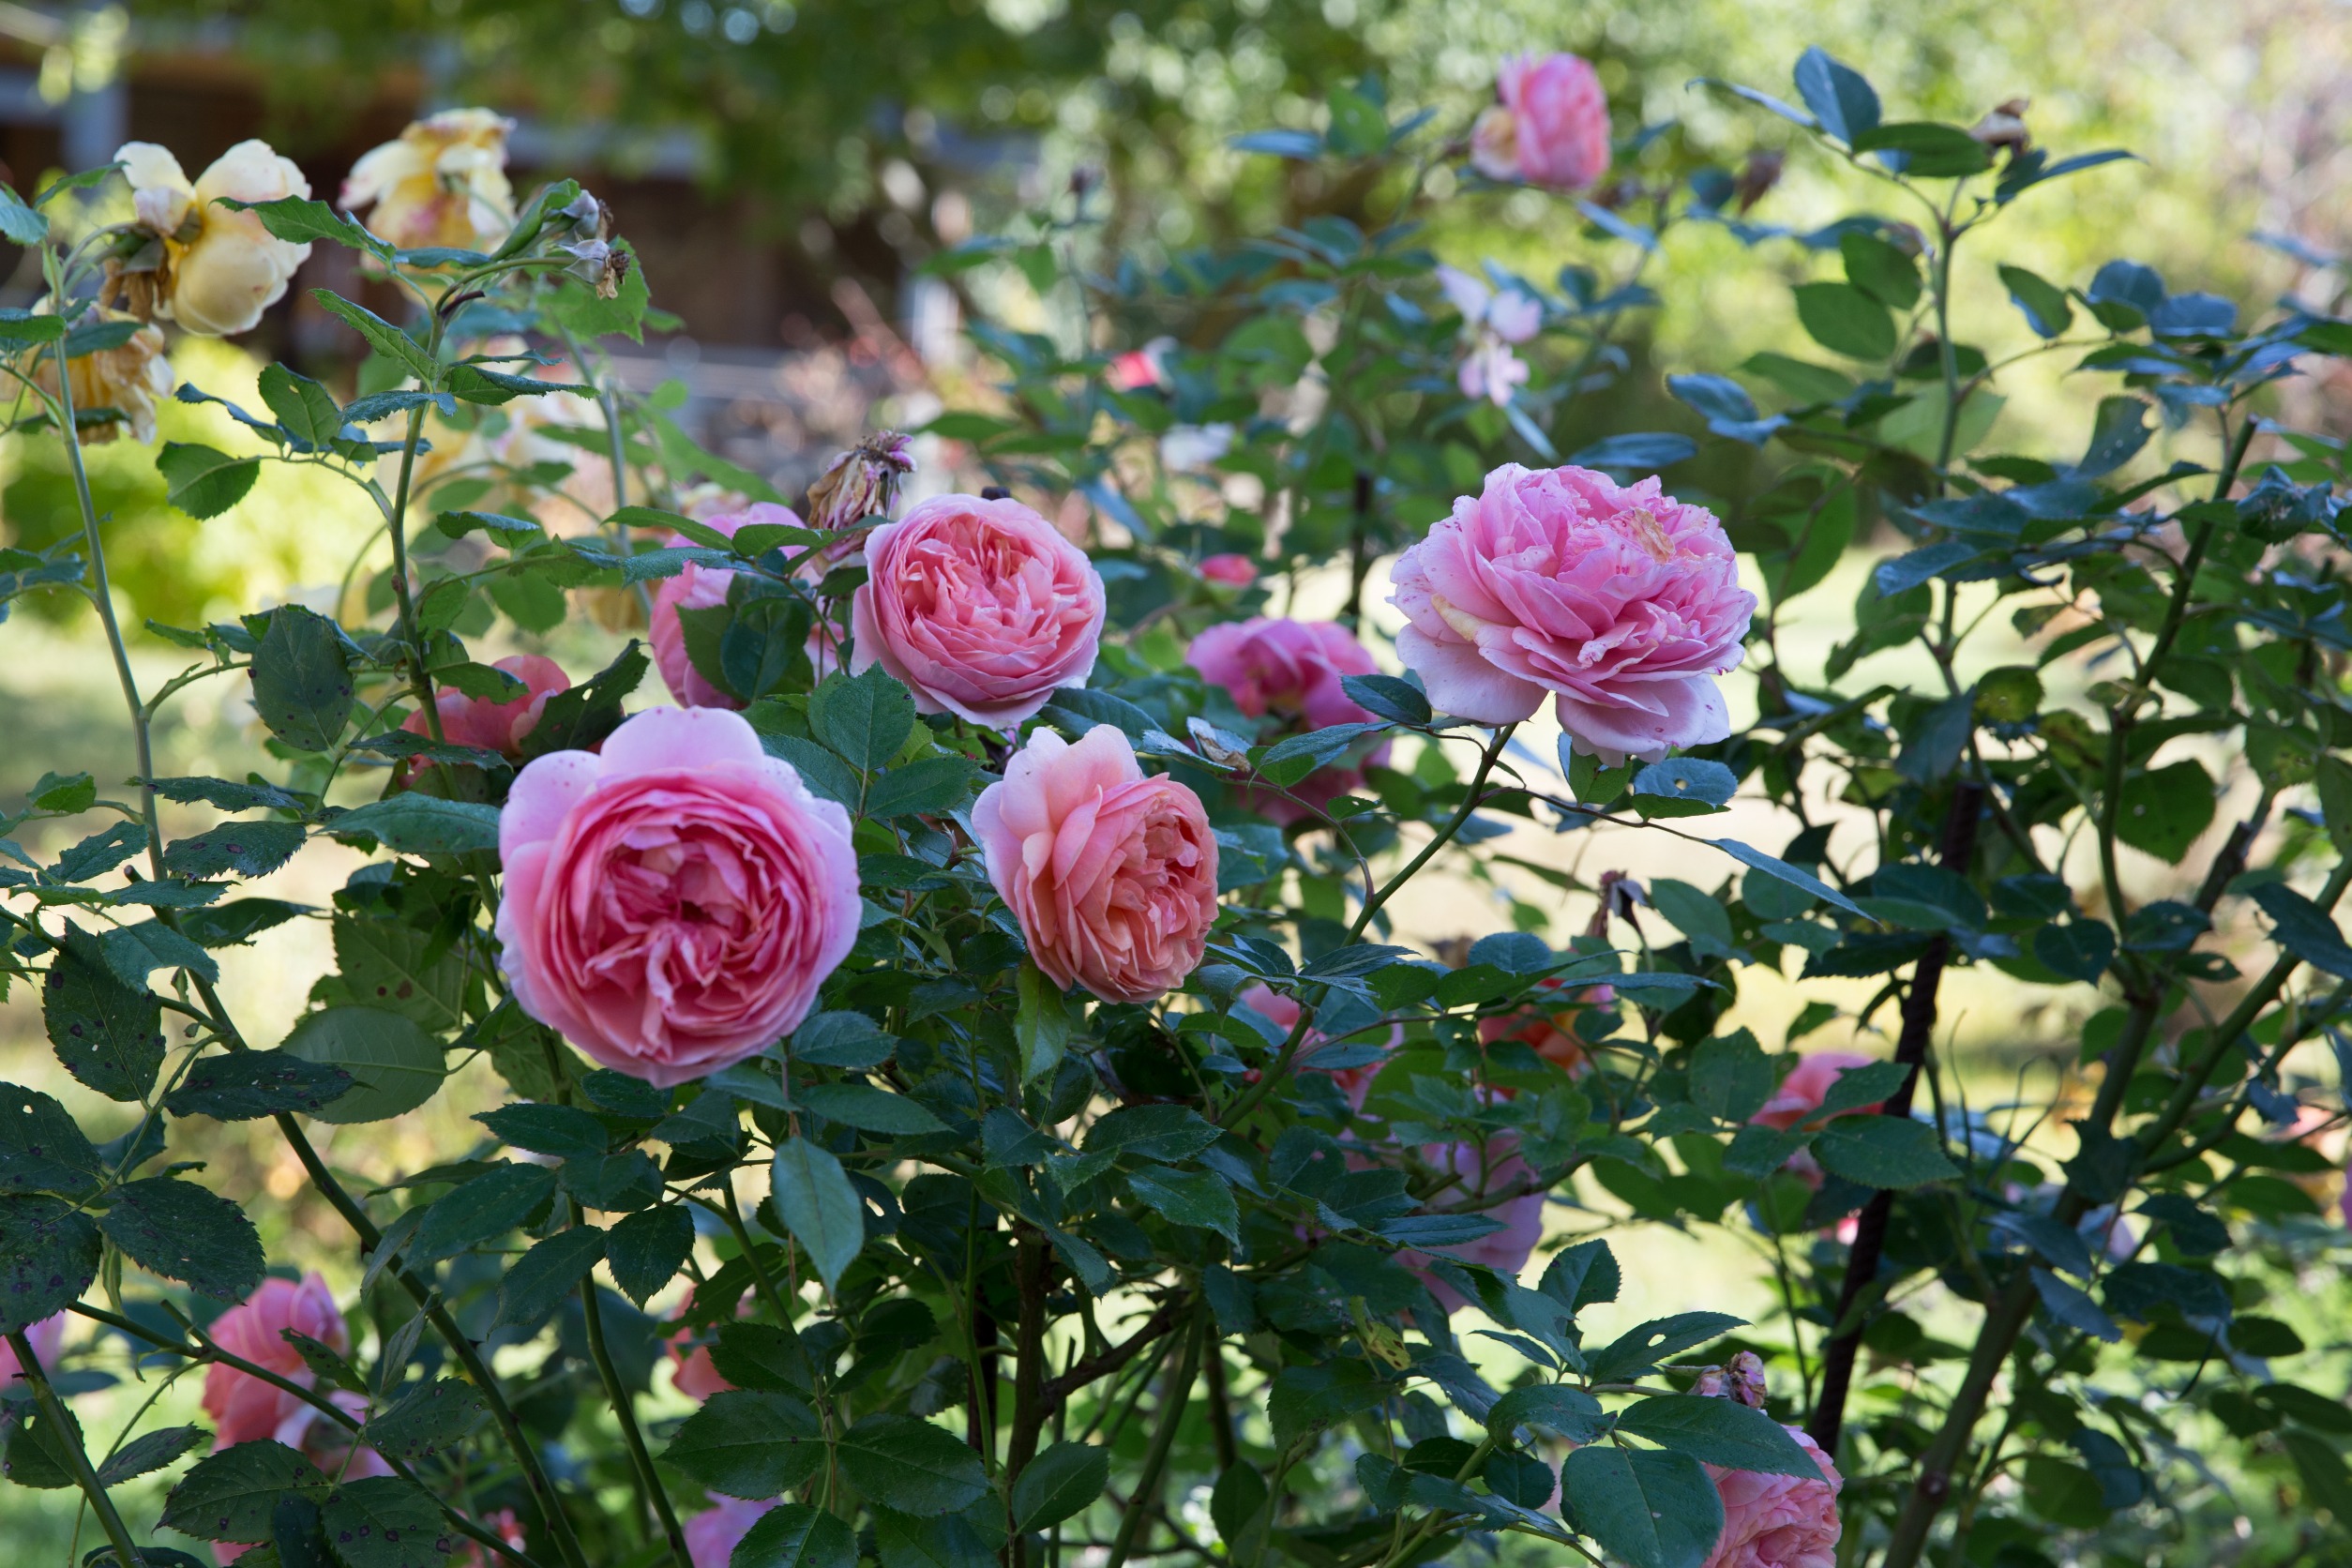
[1438,263,1542,406]
[1160,422,1235,473]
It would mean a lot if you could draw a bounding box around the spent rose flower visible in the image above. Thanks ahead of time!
[973,725,1219,1003]
[404,654,569,759]
[496,706,861,1086]
[1389,462,1755,763]
[852,494,1107,728]
[117,139,312,337]
[1702,1425,1843,1568]
[686,1495,779,1568]
[805,430,916,534]
[1694,1350,1771,1408]
[1199,554,1259,588]
[34,306,171,444]
[203,1272,346,1449]
[648,502,833,710]
[0,1312,66,1393]
[340,109,518,251]
[1470,53,1613,192]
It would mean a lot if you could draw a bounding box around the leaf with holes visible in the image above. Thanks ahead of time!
[160,1440,329,1544]
[0,1081,102,1196]
[1584,1312,1746,1382]
[43,933,164,1102]
[99,1177,264,1302]
[165,1051,354,1121]
[2114,761,2215,866]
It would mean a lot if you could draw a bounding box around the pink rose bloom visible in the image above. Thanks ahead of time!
[1238,983,1401,1106]
[404,654,569,758]
[1199,553,1259,588]
[666,1288,750,1401]
[686,1495,779,1568]
[1751,1051,1882,1132]
[496,706,861,1087]
[649,502,819,711]
[851,493,1107,729]
[203,1272,346,1449]
[1389,463,1755,763]
[1478,978,1615,1078]
[1703,1425,1843,1568]
[0,1312,66,1392]
[1407,1138,1546,1312]
[1470,53,1612,192]
[973,724,1219,1003]
[1189,616,1390,823]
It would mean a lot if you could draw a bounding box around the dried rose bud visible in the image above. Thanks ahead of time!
[806,430,916,535]
[1695,1351,1770,1409]
[1968,98,2031,160]
[1734,149,1784,215]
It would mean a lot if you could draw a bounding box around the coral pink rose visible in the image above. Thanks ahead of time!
[202,1273,345,1449]
[1751,1051,1882,1131]
[1389,463,1755,763]
[686,1495,779,1568]
[666,1288,751,1401]
[0,1312,66,1392]
[650,502,826,710]
[1199,553,1259,587]
[1408,1138,1546,1312]
[1703,1425,1843,1568]
[1470,53,1612,192]
[973,724,1219,1003]
[496,706,861,1087]
[404,654,569,758]
[1478,978,1615,1078]
[851,494,1107,728]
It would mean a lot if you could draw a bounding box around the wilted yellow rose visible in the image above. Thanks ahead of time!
[34,306,173,445]
[116,139,313,338]
[339,109,517,252]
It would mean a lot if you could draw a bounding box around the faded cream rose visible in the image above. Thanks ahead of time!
[34,306,172,444]
[117,140,313,338]
[340,108,517,252]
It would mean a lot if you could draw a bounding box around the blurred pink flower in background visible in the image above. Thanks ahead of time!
[1470,53,1613,192]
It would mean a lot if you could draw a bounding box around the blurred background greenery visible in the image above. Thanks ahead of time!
[0,1,2347,1560]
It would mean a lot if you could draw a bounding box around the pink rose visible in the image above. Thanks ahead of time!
[1478,978,1615,1078]
[1408,1138,1546,1312]
[851,494,1107,728]
[0,1312,66,1392]
[686,1495,779,1568]
[1199,553,1259,587]
[404,654,569,758]
[1389,463,1754,763]
[666,1288,750,1401]
[649,502,823,710]
[973,724,1219,1003]
[1703,1425,1843,1568]
[1188,616,1391,823]
[202,1272,345,1449]
[1751,1051,1882,1132]
[1470,53,1612,192]
[496,706,861,1087]
[1237,983,1402,1106]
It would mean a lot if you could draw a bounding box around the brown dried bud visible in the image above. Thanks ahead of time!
[1694,1351,1770,1408]
[805,430,917,534]
[1968,98,2031,161]
[1734,149,1785,215]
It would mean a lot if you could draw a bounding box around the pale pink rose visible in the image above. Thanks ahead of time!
[1237,983,1402,1105]
[649,502,820,710]
[972,725,1219,1003]
[1389,463,1755,763]
[1199,553,1259,587]
[851,494,1108,728]
[495,706,861,1087]
[1407,1138,1546,1312]
[1703,1425,1843,1568]
[1751,1051,1882,1132]
[0,1313,66,1392]
[1458,341,1530,406]
[202,1273,345,1449]
[404,654,569,758]
[686,1495,779,1568]
[1470,53,1612,192]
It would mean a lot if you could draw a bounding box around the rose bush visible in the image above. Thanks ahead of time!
[0,40,2346,1568]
